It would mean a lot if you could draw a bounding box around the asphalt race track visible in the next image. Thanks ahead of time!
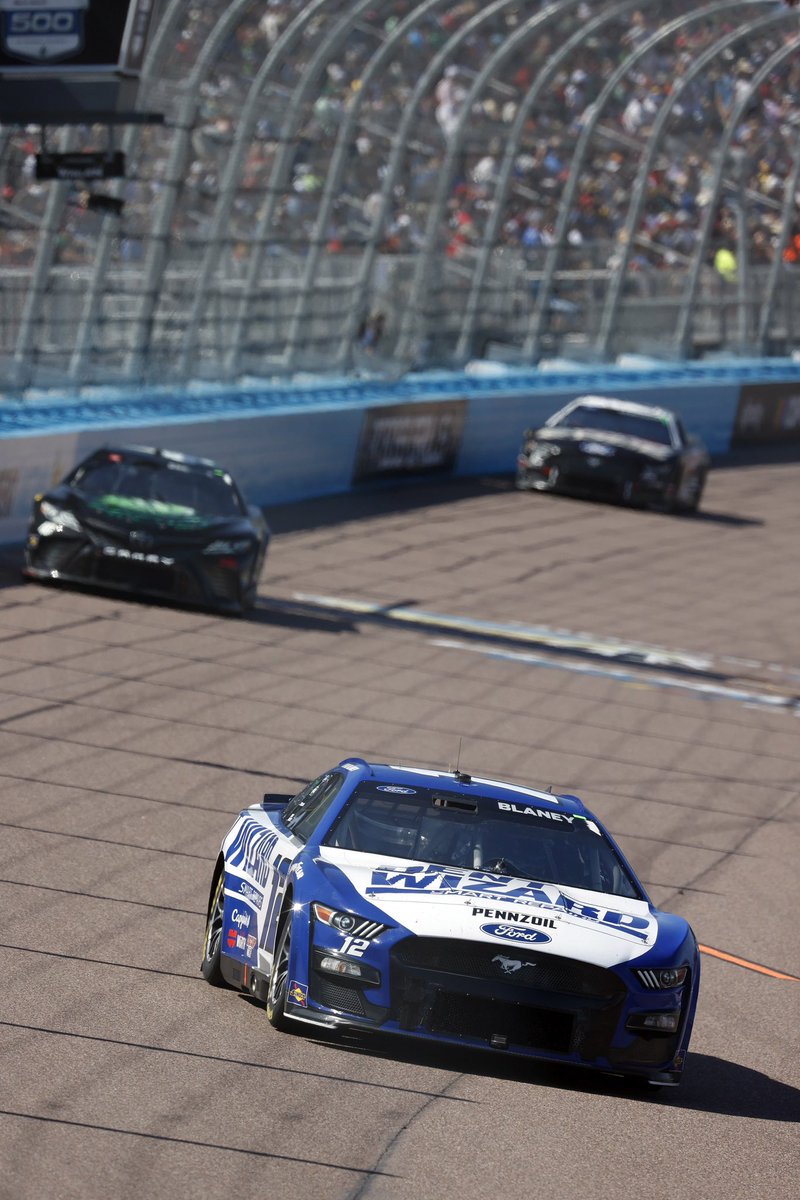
[1,457,798,1200]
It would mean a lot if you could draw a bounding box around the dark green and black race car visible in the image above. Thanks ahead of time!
[24,444,270,614]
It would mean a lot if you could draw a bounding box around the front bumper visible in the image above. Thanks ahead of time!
[518,457,675,506]
[291,935,690,1082]
[24,532,248,611]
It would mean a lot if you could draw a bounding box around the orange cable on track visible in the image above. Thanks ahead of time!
[699,943,800,981]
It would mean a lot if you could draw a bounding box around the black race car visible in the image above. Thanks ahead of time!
[516,395,710,512]
[24,445,270,613]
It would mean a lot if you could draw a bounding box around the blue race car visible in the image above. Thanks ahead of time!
[201,759,700,1086]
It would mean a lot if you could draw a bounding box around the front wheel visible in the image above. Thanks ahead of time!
[201,871,226,985]
[266,914,294,1031]
[671,468,706,515]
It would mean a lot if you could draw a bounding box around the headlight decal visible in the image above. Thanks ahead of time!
[312,902,387,940]
[39,500,82,532]
[634,966,688,989]
[203,538,253,556]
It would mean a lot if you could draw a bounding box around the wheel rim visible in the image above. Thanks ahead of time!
[204,874,224,962]
[269,922,290,1012]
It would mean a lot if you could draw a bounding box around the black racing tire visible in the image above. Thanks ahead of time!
[201,870,226,986]
[240,581,257,614]
[266,913,294,1031]
[685,468,707,514]
[671,468,706,515]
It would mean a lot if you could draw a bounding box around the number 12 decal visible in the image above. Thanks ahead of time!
[340,935,370,957]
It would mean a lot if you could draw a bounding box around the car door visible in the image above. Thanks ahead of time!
[222,806,294,969]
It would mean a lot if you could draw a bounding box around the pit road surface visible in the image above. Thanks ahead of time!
[1,458,798,1200]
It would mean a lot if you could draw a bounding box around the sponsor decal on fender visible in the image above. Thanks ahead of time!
[288,980,308,1007]
[481,922,551,945]
[227,928,237,949]
[231,908,250,930]
[230,876,265,909]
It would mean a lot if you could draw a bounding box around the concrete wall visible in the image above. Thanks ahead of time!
[0,367,783,543]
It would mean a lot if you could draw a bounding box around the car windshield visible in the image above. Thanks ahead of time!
[325,784,641,899]
[70,454,244,518]
[555,404,674,447]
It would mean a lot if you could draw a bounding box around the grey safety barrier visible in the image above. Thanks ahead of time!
[0,361,797,544]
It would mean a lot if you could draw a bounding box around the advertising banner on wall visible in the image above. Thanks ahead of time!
[731,383,800,447]
[353,400,467,483]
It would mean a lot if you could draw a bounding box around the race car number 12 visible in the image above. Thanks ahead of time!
[340,935,370,957]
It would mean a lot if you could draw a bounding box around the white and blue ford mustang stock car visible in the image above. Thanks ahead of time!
[201,758,700,1086]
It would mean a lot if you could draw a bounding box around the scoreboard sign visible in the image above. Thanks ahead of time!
[0,0,154,73]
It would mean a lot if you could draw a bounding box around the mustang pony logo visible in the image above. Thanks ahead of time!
[493,955,536,975]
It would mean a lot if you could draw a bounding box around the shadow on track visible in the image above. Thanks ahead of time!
[265,476,511,535]
[248,597,359,635]
[679,508,763,528]
[296,1025,800,1119]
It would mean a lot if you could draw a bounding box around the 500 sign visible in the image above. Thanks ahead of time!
[1,1,88,63]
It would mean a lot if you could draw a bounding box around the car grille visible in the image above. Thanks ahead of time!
[313,976,367,1016]
[562,469,622,497]
[428,990,574,1052]
[393,938,624,999]
[391,938,628,1058]
[95,556,178,593]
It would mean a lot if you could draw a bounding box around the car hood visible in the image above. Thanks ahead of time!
[537,427,676,463]
[318,847,658,969]
[61,490,250,540]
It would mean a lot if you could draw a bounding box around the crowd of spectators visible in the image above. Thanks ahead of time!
[1,1,799,325]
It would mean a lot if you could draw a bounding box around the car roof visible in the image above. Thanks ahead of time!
[558,395,675,423]
[337,757,589,815]
[93,444,224,471]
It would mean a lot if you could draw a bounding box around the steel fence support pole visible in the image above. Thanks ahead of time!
[597,4,791,359]
[455,0,655,365]
[396,0,590,366]
[675,34,800,359]
[68,0,196,384]
[178,0,374,380]
[526,1,770,362]
[282,0,448,374]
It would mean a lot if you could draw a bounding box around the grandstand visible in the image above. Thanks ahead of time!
[1,0,800,391]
